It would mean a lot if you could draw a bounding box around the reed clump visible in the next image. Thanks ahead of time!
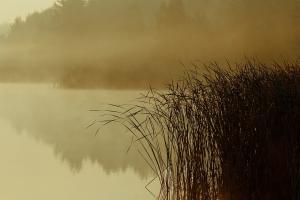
[101,60,300,200]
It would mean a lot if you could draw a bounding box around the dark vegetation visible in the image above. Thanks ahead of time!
[0,0,299,88]
[101,60,300,199]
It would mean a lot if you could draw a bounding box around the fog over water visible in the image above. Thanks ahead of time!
[0,84,152,175]
[0,84,159,199]
[0,0,299,88]
[0,0,299,199]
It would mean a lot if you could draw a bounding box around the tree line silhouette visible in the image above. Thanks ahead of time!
[0,0,299,88]
[4,0,298,41]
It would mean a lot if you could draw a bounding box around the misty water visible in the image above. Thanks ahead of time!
[0,83,158,200]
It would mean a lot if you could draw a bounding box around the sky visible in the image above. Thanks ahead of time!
[0,0,56,23]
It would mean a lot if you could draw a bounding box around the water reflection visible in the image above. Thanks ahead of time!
[0,84,158,199]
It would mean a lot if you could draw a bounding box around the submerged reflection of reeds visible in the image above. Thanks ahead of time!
[102,60,300,200]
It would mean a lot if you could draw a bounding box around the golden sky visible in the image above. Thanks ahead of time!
[0,0,55,23]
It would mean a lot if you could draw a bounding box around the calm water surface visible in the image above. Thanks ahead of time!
[0,84,159,200]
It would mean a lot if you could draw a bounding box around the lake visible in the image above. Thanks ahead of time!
[0,84,159,200]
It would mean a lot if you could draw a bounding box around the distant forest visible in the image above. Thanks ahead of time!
[0,0,299,88]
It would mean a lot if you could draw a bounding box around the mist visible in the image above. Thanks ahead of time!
[0,0,299,88]
[0,85,151,177]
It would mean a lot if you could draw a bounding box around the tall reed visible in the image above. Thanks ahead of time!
[100,60,300,200]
